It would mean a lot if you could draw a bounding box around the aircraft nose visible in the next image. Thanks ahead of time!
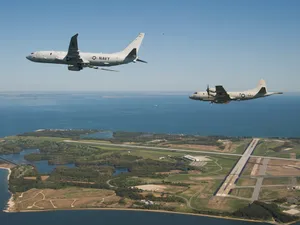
[26,55,31,60]
[189,95,194,99]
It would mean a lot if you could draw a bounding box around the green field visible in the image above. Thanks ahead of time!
[253,139,300,159]
[259,187,289,200]
[236,178,257,186]
[262,177,291,185]
[233,140,252,154]
[3,131,300,223]
[230,188,253,199]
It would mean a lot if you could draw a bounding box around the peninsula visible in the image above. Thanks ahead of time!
[1,129,300,224]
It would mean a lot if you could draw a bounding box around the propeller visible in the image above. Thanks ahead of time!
[206,84,210,96]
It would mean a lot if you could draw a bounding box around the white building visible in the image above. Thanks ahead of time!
[184,155,200,162]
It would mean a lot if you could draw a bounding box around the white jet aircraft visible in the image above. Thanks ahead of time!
[26,33,146,72]
[189,79,283,104]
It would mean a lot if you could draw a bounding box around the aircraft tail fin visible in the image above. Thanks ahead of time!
[122,33,145,56]
[256,79,267,94]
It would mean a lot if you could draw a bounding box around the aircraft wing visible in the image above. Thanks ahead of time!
[215,85,231,100]
[65,33,87,64]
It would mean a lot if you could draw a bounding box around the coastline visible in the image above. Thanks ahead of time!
[0,167,14,212]
[7,207,279,225]
[0,169,298,224]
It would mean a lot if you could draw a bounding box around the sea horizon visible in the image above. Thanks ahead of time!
[0,92,299,225]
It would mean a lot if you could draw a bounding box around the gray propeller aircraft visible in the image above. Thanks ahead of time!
[189,79,283,104]
[26,33,146,72]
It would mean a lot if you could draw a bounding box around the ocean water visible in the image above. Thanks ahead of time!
[0,92,300,225]
[0,205,271,225]
[0,92,299,138]
[0,169,10,211]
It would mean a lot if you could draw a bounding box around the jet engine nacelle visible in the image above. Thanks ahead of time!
[68,65,81,71]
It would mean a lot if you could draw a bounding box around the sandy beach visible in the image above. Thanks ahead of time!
[0,167,15,212]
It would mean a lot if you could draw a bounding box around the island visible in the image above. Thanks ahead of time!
[1,129,300,224]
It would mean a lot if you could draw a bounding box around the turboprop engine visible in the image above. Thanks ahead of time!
[68,65,81,71]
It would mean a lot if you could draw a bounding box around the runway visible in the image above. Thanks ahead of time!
[215,138,260,197]
[64,139,300,161]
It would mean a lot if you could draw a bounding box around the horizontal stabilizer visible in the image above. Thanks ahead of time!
[136,59,147,63]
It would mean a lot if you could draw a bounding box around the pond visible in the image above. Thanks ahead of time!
[0,149,128,175]
[113,167,129,176]
[0,149,76,174]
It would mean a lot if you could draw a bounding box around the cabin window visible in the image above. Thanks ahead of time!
[50,53,52,55]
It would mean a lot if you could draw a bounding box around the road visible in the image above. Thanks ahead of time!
[235,184,288,189]
[290,153,297,187]
[251,158,269,201]
[64,140,300,162]
[216,138,260,197]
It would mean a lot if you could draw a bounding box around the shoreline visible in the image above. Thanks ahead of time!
[0,167,298,225]
[6,207,279,225]
[0,167,14,212]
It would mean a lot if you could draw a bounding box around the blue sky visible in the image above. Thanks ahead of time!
[0,0,299,92]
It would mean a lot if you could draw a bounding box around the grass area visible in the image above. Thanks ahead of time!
[230,188,253,198]
[165,155,238,179]
[138,177,164,184]
[240,158,256,176]
[6,136,67,142]
[166,174,194,183]
[175,180,222,201]
[253,139,300,158]
[127,149,182,161]
[233,140,252,154]
[227,198,250,211]
[258,187,300,201]
[14,187,120,211]
[259,188,284,200]
[236,178,257,186]
[203,156,239,175]
[263,177,291,185]
[191,194,249,212]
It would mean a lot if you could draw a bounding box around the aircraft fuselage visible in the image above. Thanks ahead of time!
[189,91,267,103]
[26,51,130,67]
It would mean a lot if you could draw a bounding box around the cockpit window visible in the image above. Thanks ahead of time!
[31,52,34,54]
[194,92,197,94]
